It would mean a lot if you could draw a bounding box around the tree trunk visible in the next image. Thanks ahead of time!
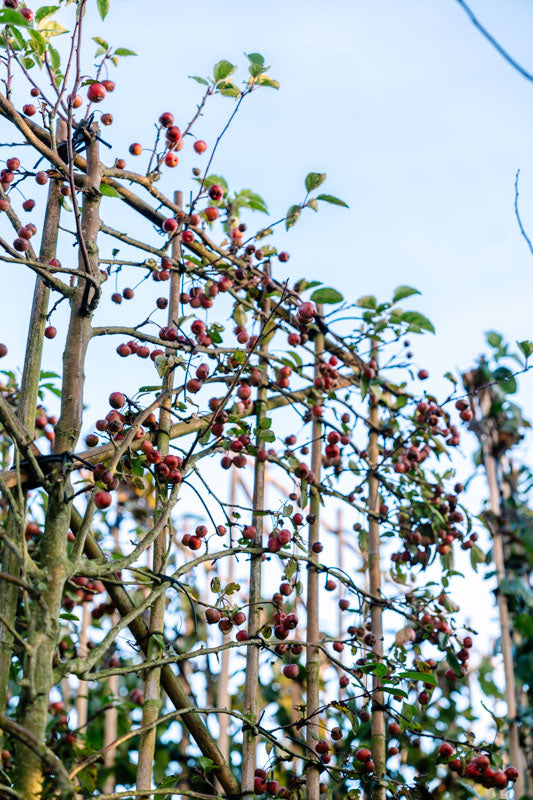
[14,129,101,799]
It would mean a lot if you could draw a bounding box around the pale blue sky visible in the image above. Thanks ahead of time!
[2,0,533,681]
[4,0,533,427]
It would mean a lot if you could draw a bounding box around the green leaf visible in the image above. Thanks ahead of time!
[518,340,533,359]
[99,182,121,198]
[316,193,349,208]
[255,75,279,89]
[492,366,517,394]
[190,75,210,85]
[381,686,408,698]
[96,0,111,19]
[305,172,326,193]
[114,47,137,56]
[8,24,25,49]
[38,18,67,36]
[446,648,463,677]
[310,287,344,305]
[217,81,240,97]
[285,204,301,230]
[392,285,421,304]
[28,28,46,55]
[246,52,265,66]
[470,544,486,571]
[198,757,216,772]
[357,295,377,309]
[47,44,60,71]
[232,189,268,214]
[397,670,437,686]
[486,330,503,348]
[400,310,435,334]
[0,9,31,25]
[213,60,236,82]
[157,775,181,790]
[249,62,267,78]
[36,6,59,24]
[96,0,110,19]
[285,559,297,579]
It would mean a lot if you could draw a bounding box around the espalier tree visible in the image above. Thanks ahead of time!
[0,2,530,799]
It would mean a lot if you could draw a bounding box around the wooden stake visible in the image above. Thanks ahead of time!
[305,306,324,800]
[367,343,385,799]
[479,390,526,798]
[241,268,270,799]
[136,191,183,798]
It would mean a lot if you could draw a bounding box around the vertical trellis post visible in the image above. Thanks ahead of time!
[336,509,344,654]
[305,305,324,800]
[102,610,119,795]
[241,267,271,799]
[477,389,526,799]
[367,342,385,799]
[136,191,182,798]
[217,468,238,778]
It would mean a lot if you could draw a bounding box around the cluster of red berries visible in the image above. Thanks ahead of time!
[253,769,289,797]
[455,398,473,422]
[91,598,117,621]
[47,700,78,747]
[87,79,115,105]
[182,523,223,552]
[315,355,341,392]
[354,747,375,774]
[323,428,350,469]
[220,431,253,470]
[448,752,518,789]
[415,400,460,447]
[116,339,160,360]
[62,576,105,612]
[205,606,247,636]
[34,406,57,445]
[267,528,292,553]
[391,484,467,566]
[180,276,233,306]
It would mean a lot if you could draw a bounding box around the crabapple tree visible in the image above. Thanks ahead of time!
[0,2,529,800]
